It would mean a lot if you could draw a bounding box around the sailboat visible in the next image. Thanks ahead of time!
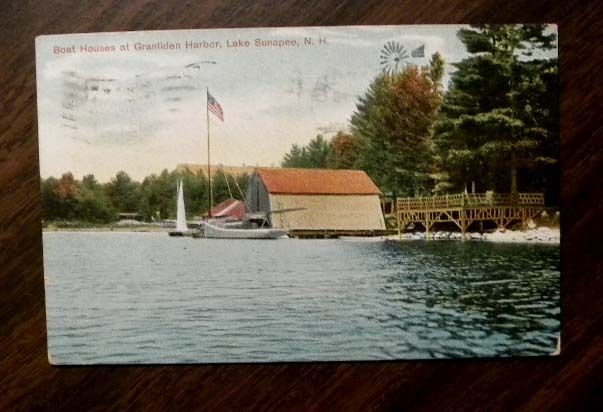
[203,219,288,239]
[201,89,288,239]
[168,180,197,237]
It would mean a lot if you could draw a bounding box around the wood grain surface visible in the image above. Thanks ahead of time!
[1,1,602,410]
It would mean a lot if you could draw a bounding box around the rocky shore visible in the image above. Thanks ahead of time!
[392,227,560,244]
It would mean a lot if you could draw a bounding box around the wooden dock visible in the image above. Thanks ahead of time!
[289,229,395,239]
[397,192,545,238]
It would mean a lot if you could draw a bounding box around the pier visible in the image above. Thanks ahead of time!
[288,229,393,239]
[397,192,545,238]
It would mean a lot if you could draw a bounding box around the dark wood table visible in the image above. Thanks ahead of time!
[1,1,601,410]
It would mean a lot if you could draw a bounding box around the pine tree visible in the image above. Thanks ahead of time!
[281,135,331,168]
[433,25,558,199]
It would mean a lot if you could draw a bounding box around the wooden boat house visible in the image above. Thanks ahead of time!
[246,168,386,237]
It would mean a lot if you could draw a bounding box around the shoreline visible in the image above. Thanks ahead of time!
[384,226,560,244]
[43,225,171,233]
[43,226,560,244]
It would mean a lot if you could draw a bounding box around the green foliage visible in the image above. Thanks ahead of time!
[458,24,555,58]
[433,24,558,199]
[281,135,330,168]
[75,186,116,223]
[40,168,247,223]
[139,169,176,220]
[41,173,116,222]
[208,170,249,207]
[281,131,365,171]
[234,172,250,200]
[212,170,232,205]
[77,174,116,222]
[40,177,60,220]
[106,171,141,212]
[178,171,209,217]
[428,52,445,89]
[281,144,305,167]
[53,173,80,219]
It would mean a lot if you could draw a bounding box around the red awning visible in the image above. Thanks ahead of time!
[205,198,246,219]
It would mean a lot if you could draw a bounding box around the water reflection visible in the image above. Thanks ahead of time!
[375,241,559,357]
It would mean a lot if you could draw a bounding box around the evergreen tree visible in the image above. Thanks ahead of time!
[281,135,331,168]
[433,24,558,199]
[281,144,307,168]
[304,135,330,168]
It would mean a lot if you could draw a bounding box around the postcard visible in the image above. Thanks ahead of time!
[36,25,560,364]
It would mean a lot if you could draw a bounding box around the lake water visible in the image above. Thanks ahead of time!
[43,232,560,364]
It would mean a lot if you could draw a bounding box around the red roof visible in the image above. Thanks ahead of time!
[256,168,382,195]
[206,198,246,219]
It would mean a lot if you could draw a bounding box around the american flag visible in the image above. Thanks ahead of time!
[411,44,425,58]
[207,91,224,121]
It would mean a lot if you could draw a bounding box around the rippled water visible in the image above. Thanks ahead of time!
[43,232,560,364]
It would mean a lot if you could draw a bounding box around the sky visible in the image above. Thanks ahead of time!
[36,25,557,182]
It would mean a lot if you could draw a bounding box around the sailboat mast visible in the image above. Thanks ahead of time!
[207,87,212,218]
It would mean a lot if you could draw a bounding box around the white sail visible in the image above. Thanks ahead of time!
[176,180,188,232]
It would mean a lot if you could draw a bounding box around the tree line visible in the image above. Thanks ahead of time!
[281,25,559,204]
[42,25,559,223]
[41,169,249,223]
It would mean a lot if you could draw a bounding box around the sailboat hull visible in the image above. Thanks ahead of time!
[203,222,287,239]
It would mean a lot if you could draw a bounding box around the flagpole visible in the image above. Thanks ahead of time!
[207,87,212,218]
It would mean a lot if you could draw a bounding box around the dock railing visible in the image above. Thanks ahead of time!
[396,192,545,211]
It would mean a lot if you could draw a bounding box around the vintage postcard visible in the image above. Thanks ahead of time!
[36,25,560,364]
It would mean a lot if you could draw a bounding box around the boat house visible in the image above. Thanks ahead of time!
[246,168,386,236]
